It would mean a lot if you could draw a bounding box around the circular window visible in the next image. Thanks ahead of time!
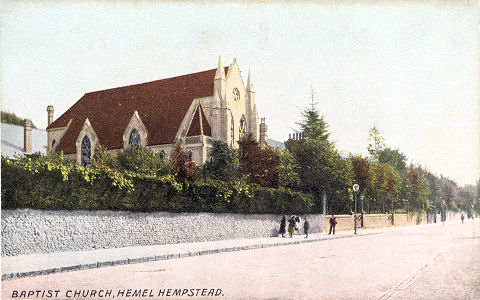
[232,88,240,101]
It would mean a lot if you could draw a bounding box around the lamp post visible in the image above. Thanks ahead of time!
[360,194,365,228]
[353,184,360,235]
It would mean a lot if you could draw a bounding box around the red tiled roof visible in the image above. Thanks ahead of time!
[187,105,211,137]
[50,67,227,154]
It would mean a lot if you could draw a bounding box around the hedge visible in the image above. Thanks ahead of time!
[1,156,314,214]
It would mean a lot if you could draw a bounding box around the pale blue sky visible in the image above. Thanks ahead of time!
[1,1,478,185]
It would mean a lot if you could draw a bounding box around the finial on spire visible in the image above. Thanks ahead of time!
[215,56,224,79]
[246,70,254,92]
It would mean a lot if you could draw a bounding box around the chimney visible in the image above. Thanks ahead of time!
[47,105,54,126]
[259,117,268,148]
[23,119,32,155]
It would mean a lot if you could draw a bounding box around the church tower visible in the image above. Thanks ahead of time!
[246,71,260,141]
[211,56,229,143]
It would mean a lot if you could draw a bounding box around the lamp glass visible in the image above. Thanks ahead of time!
[353,184,359,192]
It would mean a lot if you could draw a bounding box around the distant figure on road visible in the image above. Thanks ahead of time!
[288,216,296,238]
[329,215,337,235]
[279,215,286,237]
[461,214,465,224]
[304,218,310,238]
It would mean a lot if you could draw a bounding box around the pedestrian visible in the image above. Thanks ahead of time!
[279,215,286,237]
[329,215,337,235]
[461,214,465,224]
[304,217,310,239]
[288,216,296,238]
[294,215,301,234]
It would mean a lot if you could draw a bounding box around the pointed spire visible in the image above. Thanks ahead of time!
[215,56,224,79]
[246,70,254,92]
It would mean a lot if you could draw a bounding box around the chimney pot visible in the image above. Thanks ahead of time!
[23,119,32,155]
[47,105,54,126]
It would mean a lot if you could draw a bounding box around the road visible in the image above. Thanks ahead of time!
[2,219,479,300]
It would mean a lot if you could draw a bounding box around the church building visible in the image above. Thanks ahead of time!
[46,57,268,166]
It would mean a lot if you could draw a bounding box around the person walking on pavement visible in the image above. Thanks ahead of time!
[294,215,301,234]
[288,216,296,238]
[329,215,337,235]
[304,217,310,239]
[461,213,465,224]
[279,215,286,237]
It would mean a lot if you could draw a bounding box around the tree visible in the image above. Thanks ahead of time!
[350,154,371,194]
[238,134,280,188]
[377,147,409,211]
[378,148,407,172]
[407,164,431,212]
[476,179,480,214]
[170,144,196,183]
[350,154,372,213]
[297,107,330,143]
[367,126,385,163]
[286,138,354,213]
[277,148,300,189]
[424,171,441,213]
[286,103,353,213]
[118,145,169,176]
[202,140,239,181]
[367,162,399,213]
[91,144,120,172]
[1,111,37,128]
[437,176,458,211]
[457,185,476,217]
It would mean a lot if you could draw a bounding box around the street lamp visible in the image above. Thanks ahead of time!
[360,194,365,228]
[353,184,360,235]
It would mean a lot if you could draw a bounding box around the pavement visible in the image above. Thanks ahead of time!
[1,220,461,281]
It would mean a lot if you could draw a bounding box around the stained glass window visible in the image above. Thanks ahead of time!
[129,128,141,146]
[81,135,91,167]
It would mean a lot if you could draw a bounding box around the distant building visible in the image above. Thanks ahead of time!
[266,138,285,150]
[46,57,269,166]
[1,122,47,158]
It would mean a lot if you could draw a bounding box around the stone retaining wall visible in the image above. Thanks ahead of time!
[1,209,325,256]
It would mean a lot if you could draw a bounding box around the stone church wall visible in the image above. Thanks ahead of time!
[1,209,326,256]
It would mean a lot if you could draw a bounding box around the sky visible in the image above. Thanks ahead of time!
[1,1,478,186]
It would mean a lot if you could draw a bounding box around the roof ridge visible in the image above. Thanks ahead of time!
[85,67,229,95]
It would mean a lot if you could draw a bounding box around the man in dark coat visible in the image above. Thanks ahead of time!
[329,215,337,235]
[304,218,310,238]
[288,216,296,238]
[279,215,286,237]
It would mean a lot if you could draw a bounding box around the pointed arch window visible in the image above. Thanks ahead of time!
[81,135,91,167]
[239,115,247,137]
[230,116,234,146]
[128,128,141,146]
